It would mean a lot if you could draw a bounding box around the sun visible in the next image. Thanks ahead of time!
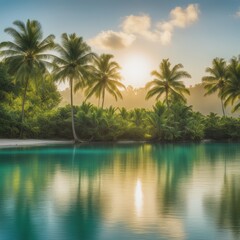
[120,53,153,88]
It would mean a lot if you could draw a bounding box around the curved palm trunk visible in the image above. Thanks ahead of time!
[221,98,226,117]
[70,79,79,142]
[101,88,105,108]
[20,77,29,138]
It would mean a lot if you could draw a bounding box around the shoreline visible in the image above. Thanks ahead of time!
[0,138,239,149]
[0,139,74,148]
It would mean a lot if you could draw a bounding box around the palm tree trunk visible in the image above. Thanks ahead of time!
[221,98,226,117]
[98,97,100,108]
[70,79,79,142]
[101,88,105,108]
[166,90,169,110]
[20,78,29,138]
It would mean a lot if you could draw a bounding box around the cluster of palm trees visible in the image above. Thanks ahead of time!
[0,19,192,141]
[0,20,127,141]
[202,58,240,116]
[0,19,239,142]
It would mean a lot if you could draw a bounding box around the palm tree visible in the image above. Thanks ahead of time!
[130,108,146,127]
[53,33,94,142]
[202,58,227,116]
[145,59,191,109]
[83,54,125,108]
[118,107,128,120]
[0,20,55,137]
[223,58,240,112]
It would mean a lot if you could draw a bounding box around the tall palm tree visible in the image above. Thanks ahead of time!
[83,54,125,108]
[53,33,94,142]
[145,59,191,108]
[223,58,240,112]
[202,58,227,116]
[0,20,55,137]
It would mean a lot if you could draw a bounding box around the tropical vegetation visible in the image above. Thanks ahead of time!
[202,57,240,114]
[146,59,191,108]
[0,19,239,142]
[84,54,125,108]
[202,58,227,116]
[0,20,55,137]
[52,33,95,142]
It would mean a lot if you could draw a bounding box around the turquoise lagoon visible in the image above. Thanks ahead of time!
[0,142,239,240]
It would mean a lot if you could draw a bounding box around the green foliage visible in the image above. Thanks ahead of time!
[202,58,227,116]
[76,105,125,141]
[202,57,240,114]
[26,75,61,114]
[223,58,240,112]
[35,107,72,139]
[146,59,191,107]
[0,19,56,137]
[0,105,20,137]
[147,101,205,141]
[0,96,239,141]
[53,33,95,141]
[202,58,227,97]
[118,107,128,120]
[84,54,125,108]
[0,20,239,141]
[0,63,14,102]
[53,33,94,86]
[204,113,240,140]
[0,67,61,139]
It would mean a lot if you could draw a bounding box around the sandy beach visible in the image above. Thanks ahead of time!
[0,139,73,148]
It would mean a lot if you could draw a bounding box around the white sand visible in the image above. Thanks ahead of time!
[0,139,73,148]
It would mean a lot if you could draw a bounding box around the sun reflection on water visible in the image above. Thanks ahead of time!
[134,179,143,216]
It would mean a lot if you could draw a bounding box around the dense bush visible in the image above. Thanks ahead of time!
[0,106,20,138]
[204,113,240,140]
[1,99,240,141]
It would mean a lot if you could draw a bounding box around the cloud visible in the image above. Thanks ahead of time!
[122,14,151,33]
[235,10,240,18]
[170,4,199,28]
[122,14,159,41]
[157,4,200,44]
[89,31,136,50]
[90,4,200,49]
[159,30,172,45]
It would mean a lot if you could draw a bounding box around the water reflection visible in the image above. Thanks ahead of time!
[0,143,239,240]
[134,179,143,217]
[204,156,240,240]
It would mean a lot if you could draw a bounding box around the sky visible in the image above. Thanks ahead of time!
[1,0,240,88]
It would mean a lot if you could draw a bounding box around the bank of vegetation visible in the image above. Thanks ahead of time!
[0,20,239,142]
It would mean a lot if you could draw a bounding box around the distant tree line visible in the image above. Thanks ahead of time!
[0,20,239,141]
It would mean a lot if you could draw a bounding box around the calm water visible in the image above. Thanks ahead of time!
[0,142,240,240]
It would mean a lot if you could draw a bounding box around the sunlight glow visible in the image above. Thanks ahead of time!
[121,53,152,88]
[134,179,143,216]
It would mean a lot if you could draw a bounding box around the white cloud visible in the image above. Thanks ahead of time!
[157,4,200,44]
[159,31,172,45]
[122,14,151,33]
[89,31,136,50]
[170,4,200,28]
[122,14,159,42]
[90,4,200,49]
[156,21,173,45]
[159,21,174,32]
